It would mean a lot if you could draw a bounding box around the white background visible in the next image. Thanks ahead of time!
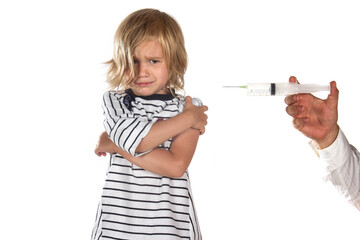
[1,0,359,239]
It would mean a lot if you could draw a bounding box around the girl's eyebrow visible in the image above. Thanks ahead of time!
[144,55,164,59]
[133,55,164,60]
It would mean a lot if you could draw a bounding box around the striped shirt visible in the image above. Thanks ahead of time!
[91,89,202,240]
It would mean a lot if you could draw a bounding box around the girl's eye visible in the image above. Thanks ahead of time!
[133,59,139,64]
[150,59,159,64]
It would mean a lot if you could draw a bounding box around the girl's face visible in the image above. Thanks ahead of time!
[129,40,169,96]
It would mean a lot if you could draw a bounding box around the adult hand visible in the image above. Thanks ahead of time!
[284,76,340,149]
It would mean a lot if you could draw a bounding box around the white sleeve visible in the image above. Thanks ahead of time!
[102,91,155,156]
[316,129,360,209]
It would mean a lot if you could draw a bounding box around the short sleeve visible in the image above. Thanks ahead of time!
[102,91,155,156]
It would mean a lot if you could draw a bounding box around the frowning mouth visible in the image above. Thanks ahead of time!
[136,82,153,87]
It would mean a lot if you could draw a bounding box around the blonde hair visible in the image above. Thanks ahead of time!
[106,8,187,94]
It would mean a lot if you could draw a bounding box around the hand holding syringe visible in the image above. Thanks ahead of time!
[223,82,330,96]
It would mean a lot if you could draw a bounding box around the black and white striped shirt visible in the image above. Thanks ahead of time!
[91,89,202,240]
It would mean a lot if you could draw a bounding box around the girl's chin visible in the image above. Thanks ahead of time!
[131,87,168,96]
[132,88,155,96]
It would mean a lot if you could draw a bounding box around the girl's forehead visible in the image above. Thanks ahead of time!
[134,40,165,57]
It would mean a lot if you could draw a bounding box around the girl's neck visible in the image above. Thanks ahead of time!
[126,88,175,101]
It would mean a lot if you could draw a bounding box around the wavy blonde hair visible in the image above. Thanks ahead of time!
[106,9,187,95]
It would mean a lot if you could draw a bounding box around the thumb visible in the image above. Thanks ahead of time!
[327,81,339,107]
[329,81,339,98]
[185,96,193,105]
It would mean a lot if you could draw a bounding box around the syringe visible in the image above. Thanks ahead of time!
[223,82,330,96]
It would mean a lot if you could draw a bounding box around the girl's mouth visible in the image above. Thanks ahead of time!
[136,82,153,87]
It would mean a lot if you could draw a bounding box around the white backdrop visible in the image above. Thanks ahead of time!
[1,0,359,239]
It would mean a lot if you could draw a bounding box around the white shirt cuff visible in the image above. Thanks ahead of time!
[316,129,352,172]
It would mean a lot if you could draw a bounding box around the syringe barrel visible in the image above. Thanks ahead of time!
[246,83,273,96]
[246,82,330,96]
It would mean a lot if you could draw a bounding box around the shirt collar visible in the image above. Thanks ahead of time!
[125,88,175,101]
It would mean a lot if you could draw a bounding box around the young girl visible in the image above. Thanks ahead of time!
[91,9,208,240]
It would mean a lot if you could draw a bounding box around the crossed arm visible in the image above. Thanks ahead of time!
[95,96,208,178]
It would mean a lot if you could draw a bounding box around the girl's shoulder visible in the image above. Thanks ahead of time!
[102,90,128,104]
[175,95,185,101]
[104,90,126,98]
[103,89,186,112]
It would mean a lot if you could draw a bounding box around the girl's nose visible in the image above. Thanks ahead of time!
[138,62,149,77]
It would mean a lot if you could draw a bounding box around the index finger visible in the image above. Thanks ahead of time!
[289,76,299,84]
[285,76,301,105]
[284,94,298,105]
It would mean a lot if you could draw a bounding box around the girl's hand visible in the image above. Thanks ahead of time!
[284,76,339,149]
[184,96,208,134]
[94,131,116,157]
